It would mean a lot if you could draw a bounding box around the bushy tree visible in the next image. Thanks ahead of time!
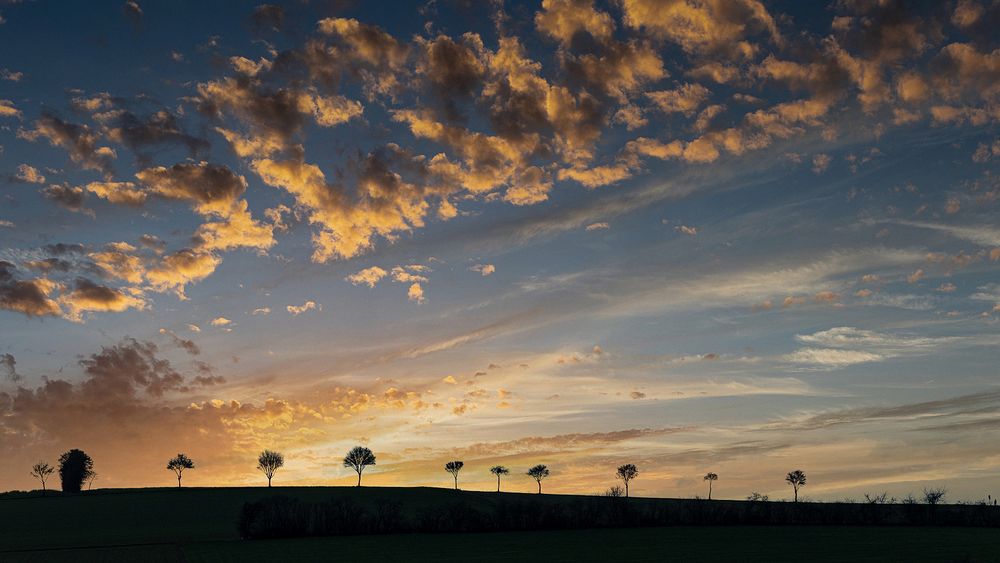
[30,462,54,494]
[343,446,376,486]
[747,491,769,502]
[445,460,464,490]
[704,472,718,500]
[257,450,284,487]
[923,487,947,505]
[167,453,195,488]
[58,449,94,493]
[489,465,510,492]
[786,469,807,502]
[615,464,639,497]
[527,464,550,494]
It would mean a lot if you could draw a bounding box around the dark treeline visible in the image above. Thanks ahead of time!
[238,494,1000,540]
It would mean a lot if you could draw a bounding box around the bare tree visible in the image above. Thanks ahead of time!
[86,471,98,491]
[167,453,195,488]
[864,491,893,504]
[489,465,509,492]
[30,462,54,494]
[257,450,284,487]
[527,464,549,494]
[785,469,806,502]
[445,460,464,490]
[704,472,718,500]
[615,464,638,497]
[605,485,625,497]
[343,446,376,486]
[923,487,947,505]
[746,491,769,502]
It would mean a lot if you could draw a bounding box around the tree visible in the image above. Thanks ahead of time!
[786,469,807,502]
[527,464,549,494]
[30,462,54,494]
[445,460,464,490]
[58,449,94,493]
[86,471,99,491]
[167,453,195,488]
[704,472,718,500]
[343,446,376,486]
[615,464,639,498]
[923,487,947,505]
[489,465,510,492]
[257,450,284,487]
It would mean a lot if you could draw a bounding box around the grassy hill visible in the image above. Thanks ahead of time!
[2,487,1000,562]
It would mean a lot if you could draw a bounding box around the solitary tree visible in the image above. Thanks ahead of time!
[704,472,718,500]
[343,446,376,486]
[923,487,947,505]
[527,464,550,494]
[616,464,639,498]
[490,465,510,492]
[30,462,54,494]
[257,450,284,487]
[786,469,807,502]
[445,461,464,490]
[167,453,195,488]
[57,449,94,493]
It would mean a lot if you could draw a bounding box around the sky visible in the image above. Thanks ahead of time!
[0,0,999,501]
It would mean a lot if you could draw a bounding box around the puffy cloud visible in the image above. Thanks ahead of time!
[145,249,222,297]
[17,114,116,177]
[210,317,232,326]
[346,266,388,288]
[14,164,45,184]
[675,225,698,236]
[84,181,147,206]
[0,99,21,118]
[0,261,62,317]
[471,264,495,276]
[621,0,781,57]
[59,278,146,321]
[42,184,89,214]
[534,0,614,47]
[287,300,320,316]
[391,265,428,284]
[812,154,832,174]
[407,282,425,304]
[647,83,711,116]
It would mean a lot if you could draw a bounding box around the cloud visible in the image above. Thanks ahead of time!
[971,283,1000,302]
[1,353,19,382]
[59,278,146,321]
[42,184,89,214]
[210,317,231,326]
[391,265,429,283]
[647,83,710,116]
[408,282,425,304]
[782,347,883,368]
[535,0,614,47]
[620,0,781,57]
[585,222,610,231]
[14,164,45,184]
[252,307,271,316]
[811,154,832,173]
[0,261,61,318]
[0,99,21,118]
[471,264,495,276]
[675,225,698,236]
[18,114,116,177]
[346,266,388,288]
[286,301,320,316]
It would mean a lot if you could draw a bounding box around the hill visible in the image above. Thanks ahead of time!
[2,487,999,562]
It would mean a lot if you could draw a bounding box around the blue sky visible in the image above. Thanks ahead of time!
[1,0,999,500]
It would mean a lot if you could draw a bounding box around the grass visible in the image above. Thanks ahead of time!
[2,487,1000,562]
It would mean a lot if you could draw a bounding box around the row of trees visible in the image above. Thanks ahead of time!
[28,447,813,502]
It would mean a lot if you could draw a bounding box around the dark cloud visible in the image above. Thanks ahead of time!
[79,338,184,399]
[18,114,115,178]
[136,161,246,211]
[109,110,210,164]
[419,34,485,121]
[0,261,61,317]
[1,353,18,382]
[160,328,201,356]
[251,4,284,33]
[43,243,86,256]
[41,183,88,213]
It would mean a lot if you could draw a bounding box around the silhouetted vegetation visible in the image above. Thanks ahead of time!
[30,462,54,494]
[489,465,509,492]
[445,461,464,490]
[57,449,94,493]
[257,450,284,487]
[785,470,806,502]
[167,453,195,488]
[616,464,638,497]
[704,472,718,500]
[747,492,769,502]
[237,489,1000,540]
[527,464,550,494]
[923,487,947,505]
[343,446,376,487]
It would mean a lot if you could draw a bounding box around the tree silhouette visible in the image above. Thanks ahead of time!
[167,453,195,488]
[30,462,54,494]
[615,464,638,497]
[445,460,464,490]
[923,487,947,505]
[257,450,284,487]
[57,449,94,493]
[527,464,549,494]
[86,471,98,491]
[785,469,806,502]
[343,446,376,486]
[704,472,718,500]
[490,465,510,492]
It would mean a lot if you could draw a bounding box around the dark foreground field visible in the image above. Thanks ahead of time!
[2,487,999,562]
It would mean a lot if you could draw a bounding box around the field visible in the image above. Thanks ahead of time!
[2,487,999,562]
